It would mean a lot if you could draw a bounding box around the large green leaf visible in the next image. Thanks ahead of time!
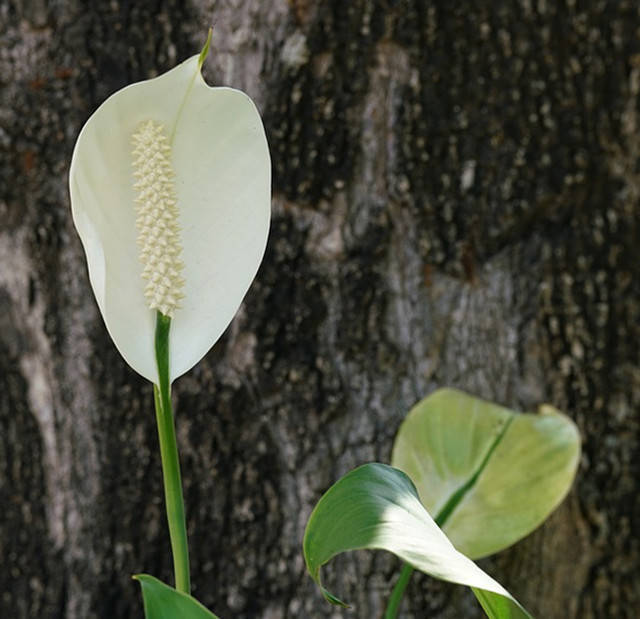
[391,388,580,559]
[303,463,532,618]
[134,574,220,619]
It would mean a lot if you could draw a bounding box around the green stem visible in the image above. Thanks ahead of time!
[384,563,414,619]
[153,311,191,594]
[384,417,514,618]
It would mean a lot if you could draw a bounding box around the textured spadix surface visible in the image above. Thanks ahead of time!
[69,55,271,383]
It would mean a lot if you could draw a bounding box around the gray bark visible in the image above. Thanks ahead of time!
[1,1,639,618]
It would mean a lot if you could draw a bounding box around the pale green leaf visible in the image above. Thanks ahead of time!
[303,463,532,618]
[134,574,220,619]
[391,388,580,559]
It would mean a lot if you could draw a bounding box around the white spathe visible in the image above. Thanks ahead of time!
[69,55,271,384]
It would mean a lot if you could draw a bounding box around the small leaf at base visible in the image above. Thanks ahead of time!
[134,574,220,619]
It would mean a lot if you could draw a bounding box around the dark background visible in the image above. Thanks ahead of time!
[1,1,639,617]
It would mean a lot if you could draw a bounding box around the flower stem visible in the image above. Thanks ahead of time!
[153,311,191,594]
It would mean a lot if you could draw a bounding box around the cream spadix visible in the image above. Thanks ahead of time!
[132,120,185,318]
[69,54,271,384]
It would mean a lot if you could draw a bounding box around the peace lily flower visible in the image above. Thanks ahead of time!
[69,42,271,384]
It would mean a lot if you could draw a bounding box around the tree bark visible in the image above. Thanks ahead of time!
[1,1,639,618]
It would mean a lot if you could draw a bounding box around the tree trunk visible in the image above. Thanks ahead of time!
[1,1,638,617]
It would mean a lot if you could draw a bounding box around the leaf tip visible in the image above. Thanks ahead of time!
[198,26,214,70]
[132,573,152,585]
[322,588,350,608]
[537,403,560,416]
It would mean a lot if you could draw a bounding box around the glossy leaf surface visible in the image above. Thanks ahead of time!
[303,463,532,618]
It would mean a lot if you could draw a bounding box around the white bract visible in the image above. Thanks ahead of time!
[70,54,271,384]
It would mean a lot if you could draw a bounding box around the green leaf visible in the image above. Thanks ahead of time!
[134,574,220,619]
[303,463,532,618]
[391,388,580,559]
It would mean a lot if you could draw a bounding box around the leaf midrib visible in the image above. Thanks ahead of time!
[434,416,514,527]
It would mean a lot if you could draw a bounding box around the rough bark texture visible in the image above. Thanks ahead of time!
[1,1,639,618]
